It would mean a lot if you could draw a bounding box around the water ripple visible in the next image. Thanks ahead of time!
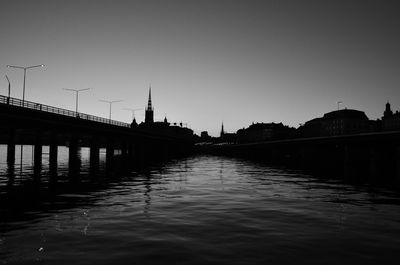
[1,154,400,264]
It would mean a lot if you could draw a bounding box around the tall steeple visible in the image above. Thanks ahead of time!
[145,85,154,123]
[220,122,225,138]
[147,85,153,110]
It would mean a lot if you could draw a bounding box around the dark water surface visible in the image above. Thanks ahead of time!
[1,146,400,264]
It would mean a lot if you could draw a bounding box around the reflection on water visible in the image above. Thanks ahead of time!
[1,146,400,264]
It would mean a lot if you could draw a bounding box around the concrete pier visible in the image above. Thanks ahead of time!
[7,129,15,165]
[90,139,100,174]
[121,142,128,159]
[49,139,58,175]
[68,137,80,177]
[106,139,114,172]
[33,135,42,176]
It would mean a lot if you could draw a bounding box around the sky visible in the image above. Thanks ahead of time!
[0,0,399,136]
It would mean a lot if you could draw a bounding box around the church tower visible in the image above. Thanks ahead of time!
[145,86,154,123]
[384,101,393,117]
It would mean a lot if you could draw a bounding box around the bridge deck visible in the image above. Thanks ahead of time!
[0,95,129,127]
[0,95,192,146]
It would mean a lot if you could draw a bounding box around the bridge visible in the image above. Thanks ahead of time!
[200,131,400,183]
[0,95,194,177]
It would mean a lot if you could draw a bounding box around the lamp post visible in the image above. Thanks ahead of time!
[7,65,44,177]
[6,64,45,104]
[123,107,142,121]
[63,88,92,114]
[5,75,10,103]
[99,100,123,121]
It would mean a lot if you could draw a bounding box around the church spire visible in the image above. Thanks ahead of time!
[145,85,154,123]
[220,121,225,137]
[147,84,153,111]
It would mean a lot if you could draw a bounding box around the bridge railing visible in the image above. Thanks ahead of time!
[0,95,130,128]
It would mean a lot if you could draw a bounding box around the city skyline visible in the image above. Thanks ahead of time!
[1,0,400,136]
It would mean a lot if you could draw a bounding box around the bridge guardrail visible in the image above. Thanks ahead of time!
[0,95,130,128]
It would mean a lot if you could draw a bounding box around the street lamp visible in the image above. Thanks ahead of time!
[123,107,142,121]
[5,75,10,99]
[63,88,92,113]
[6,64,45,104]
[7,64,44,178]
[99,99,123,121]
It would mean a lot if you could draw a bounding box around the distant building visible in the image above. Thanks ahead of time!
[384,101,393,117]
[300,117,323,137]
[299,109,369,137]
[130,117,138,128]
[382,102,400,131]
[368,119,381,133]
[138,87,194,140]
[200,131,212,142]
[163,116,170,125]
[237,122,295,143]
[219,122,236,143]
[201,131,209,138]
[321,109,369,136]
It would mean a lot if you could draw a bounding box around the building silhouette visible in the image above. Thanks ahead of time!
[130,116,138,128]
[299,108,369,137]
[218,122,236,143]
[163,116,170,125]
[300,117,323,137]
[137,87,194,140]
[321,109,369,136]
[382,102,400,131]
[237,122,296,143]
[200,131,211,141]
[384,102,393,117]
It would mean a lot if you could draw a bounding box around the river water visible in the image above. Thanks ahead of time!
[0,145,400,264]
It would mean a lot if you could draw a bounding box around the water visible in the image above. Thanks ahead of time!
[1,146,400,264]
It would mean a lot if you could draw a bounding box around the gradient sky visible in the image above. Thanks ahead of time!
[1,0,399,136]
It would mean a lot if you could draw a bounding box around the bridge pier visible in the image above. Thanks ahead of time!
[90,139,100,175]
[135,142,145,165]
[69,137,80,177]
[128,143,135,166]
[121,141,128,169]
[106,139,114,172]
[7,129,15,165]
[121,142,127,159]
[34,135,42,176]
[49,138,58,176]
